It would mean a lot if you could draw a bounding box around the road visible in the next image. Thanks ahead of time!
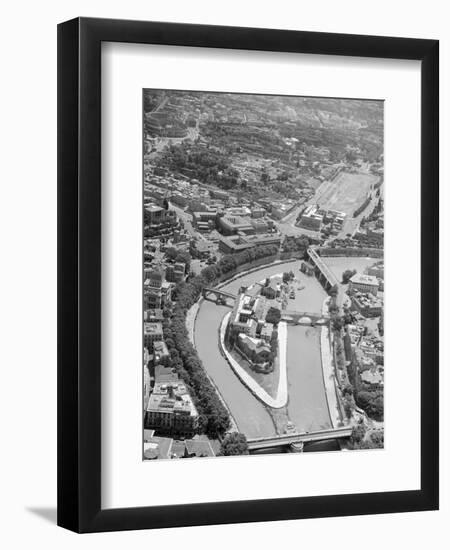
[168,202,207,241]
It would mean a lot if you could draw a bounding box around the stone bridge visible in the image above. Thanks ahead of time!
[306,247,339,291]
[247,426,352,452]
[202,287,237,305]
[281,310,329,325]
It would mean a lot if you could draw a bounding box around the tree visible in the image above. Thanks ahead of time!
[282,271,295,284]
[356,390,384,421]
[343,398,353,420]
[329,284,339,297]
[219,432,249,456]
[266,306,281,325]
[350,422,366,446]
[328,302,339,315]
[165,247,178,262]
[332,317,344,332]
[343,384,354,396]
[369,430,384,448]
[342,269,357,284]
[175,251,191,270]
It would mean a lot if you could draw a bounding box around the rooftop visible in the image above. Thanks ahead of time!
[144,322,163,335]
[185,438,216,458]
[350,273,379,286]
[143,436,173,460]
[147,381,198,417]
[145,204,164,213]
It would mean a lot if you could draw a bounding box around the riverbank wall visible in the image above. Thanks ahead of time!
[318,247,383,258]
[319,297,344,429]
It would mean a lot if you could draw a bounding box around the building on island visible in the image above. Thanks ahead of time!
[229,294,267,336]
[260,322,274,342]
[228,292,275,373]
[236,334,272,372]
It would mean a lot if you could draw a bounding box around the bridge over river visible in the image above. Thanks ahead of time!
[194,260,333,439]
[247,426,352,452]
[306,247,339,291]
[202,287,329,325]
[202,287,237,305]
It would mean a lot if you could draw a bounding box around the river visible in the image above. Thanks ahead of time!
[194,260,331,439]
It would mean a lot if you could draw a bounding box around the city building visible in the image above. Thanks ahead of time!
[192,211,218,231]
[144,203,178,237]
[189,238,216,259]
[360,367,384,389]
[366,262,384,279]
[144,361,151,412]
[260,322,274,342]
[153,340,170,366]
[143,322,163,349]
[349,273,379,296]
[251,218,271,234]
[350,291,383,318]
[229,294,266,336]
[298,204,324,231]
[143,436,174,460]
[271,200,296,220]
[236,334,271,367]
[165,261,186,283]
[218,233,281,255]
[209,189,229,201]
[155,365,178,384]
[346,323,365,348]
[226,206,252,217]
[145,379,199,438]
[251,207,266,219]
[184,438,216,458]
[218,215,255,236]
[144,308,164,322]
[144,269,174,309]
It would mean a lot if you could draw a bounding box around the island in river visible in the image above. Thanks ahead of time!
[193,260,332,439]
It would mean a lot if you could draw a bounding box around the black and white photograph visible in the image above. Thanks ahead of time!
[142,90,384,459]
[0,0,443,543]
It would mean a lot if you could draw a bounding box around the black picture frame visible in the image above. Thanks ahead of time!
[57,17,439,533]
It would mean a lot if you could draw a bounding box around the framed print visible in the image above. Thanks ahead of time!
[57,17,439,533]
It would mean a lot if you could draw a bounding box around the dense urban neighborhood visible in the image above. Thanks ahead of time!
[142,90,384,460]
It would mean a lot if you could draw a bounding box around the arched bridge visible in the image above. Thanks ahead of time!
[306,247,339,291]
[282,310,329,325]
[202,287,237,305]
[247,426,352,452]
